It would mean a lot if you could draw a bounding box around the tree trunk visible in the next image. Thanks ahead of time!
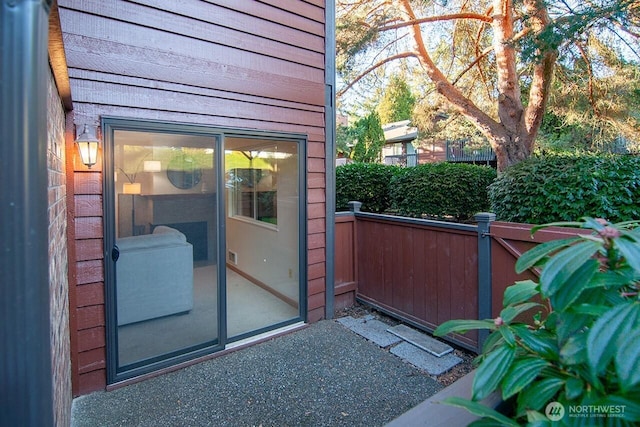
[490,128,535,172]
[396,0,555,173]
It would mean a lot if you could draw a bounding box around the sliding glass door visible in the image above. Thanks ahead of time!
[104,119,306,383]
[224,137,302,340]
[109,126,221,375]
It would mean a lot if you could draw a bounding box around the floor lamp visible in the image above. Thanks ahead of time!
[122,182,141,235]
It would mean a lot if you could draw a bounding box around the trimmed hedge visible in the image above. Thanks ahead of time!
[336,162,399,213]
[489,154,640,224]
[390,163,497,220]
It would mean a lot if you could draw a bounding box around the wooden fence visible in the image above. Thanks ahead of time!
[334,205,587,352]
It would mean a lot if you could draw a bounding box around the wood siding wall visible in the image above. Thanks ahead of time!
[59,0,328,395]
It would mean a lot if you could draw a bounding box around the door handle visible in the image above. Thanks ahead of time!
[112,245,120,262]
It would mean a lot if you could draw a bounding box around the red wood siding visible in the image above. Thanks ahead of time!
[60,0,328,395]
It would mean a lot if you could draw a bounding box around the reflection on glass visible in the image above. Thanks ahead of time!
[225,138,300,338]
[113,130,218,368]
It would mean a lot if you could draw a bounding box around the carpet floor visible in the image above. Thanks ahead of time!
[118,265,299,366]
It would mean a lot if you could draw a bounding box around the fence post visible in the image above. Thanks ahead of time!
[348,201,362,213]
[475,212,495,350]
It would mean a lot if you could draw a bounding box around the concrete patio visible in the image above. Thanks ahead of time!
[72,319,446,426]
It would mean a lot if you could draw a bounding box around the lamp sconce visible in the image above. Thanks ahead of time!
[75,124,100,168]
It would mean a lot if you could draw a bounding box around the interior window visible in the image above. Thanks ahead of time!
[226,143,288,227]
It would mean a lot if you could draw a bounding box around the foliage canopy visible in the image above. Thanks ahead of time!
[337,0,640,170]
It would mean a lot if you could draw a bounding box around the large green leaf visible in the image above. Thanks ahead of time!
[549,259,599,312]
[472,345,516,401]
[564,377,584,400]
[441,397,519,427]
[516,377,564,414]
[515,237,580,273]
[538,240,601,296]
[512,325,559,359]
[501,357,549,400]
[433,319,495,336]
[503,280,539,307]
[615,237,640,274]
[615,327,640,392]
[560,333,588,366]
[500,302,542,323]
[587,303,639,375]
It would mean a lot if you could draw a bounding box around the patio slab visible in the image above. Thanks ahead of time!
[386,324,453,357]
[390,342,462,376]
[336,315,403,348]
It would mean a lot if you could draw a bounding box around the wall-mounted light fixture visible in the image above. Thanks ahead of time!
[75,124,99,168]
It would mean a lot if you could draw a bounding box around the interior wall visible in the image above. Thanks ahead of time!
[226,153,299,296]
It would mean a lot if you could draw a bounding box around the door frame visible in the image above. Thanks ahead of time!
[102,117,308,384]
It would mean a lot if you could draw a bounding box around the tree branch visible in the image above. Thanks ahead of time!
[337,52,418,98]
[398,0,502,140]
[379,12,492,33]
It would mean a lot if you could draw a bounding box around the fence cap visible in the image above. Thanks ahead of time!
[348,201,362,212]
[474,212,496,222]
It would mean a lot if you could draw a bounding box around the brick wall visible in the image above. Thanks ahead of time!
[47,67,72,426]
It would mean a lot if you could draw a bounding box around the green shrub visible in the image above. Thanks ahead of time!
[489,154,640,224]
[335,162,399,213]
[435,218,640,425]
[389,163,496,221]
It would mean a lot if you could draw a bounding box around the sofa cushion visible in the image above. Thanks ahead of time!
[117,227,187,251]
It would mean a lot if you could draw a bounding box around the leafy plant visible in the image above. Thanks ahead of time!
[489,154,640,224]
[390,163,496,221]
[335,162,399,213]
[434,218,640,426]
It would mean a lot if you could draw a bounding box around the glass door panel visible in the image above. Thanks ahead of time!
[113,130,219,369]
[224,137,301,339]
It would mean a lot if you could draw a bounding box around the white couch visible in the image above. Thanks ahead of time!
[116,226,194,325]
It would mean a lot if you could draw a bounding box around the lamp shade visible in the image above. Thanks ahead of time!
[75,124,99,168]
[122,182,141,195]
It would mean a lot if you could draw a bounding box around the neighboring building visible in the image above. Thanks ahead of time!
[3,1,335,424]
[382,120,418,166]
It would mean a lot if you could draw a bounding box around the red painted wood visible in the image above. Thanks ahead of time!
[77,370,106,395]
[308,262,325,281]
[76,283,104,308]
[75,260,104,285]
[77,348,106,374]
[73,172,102,194]
[75,239,103,261]
[77,327,106,351]
[72,104,326,143]
[77,305,105,329]
[62,0,324,58]
[212,0,325,34]
[308,277,325,296]
[308,292,325,311]
[334,219,355,285]
[70,80,324,128]
[308,203,325,219]
[60,0,329,394]
[308,247,325,264]
[74,217,103,240]
[74,195,102,217]
[352,216,479,349]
